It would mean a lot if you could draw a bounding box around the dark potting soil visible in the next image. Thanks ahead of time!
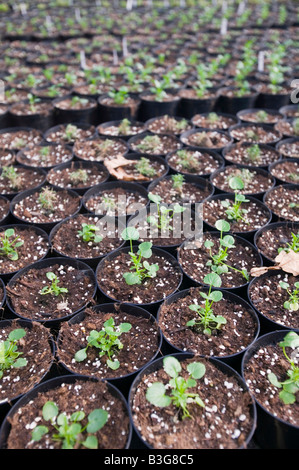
[278,140,299,159]
[0,198,9,222]
[16,144,73,168]
[7,263,95,320]
[0,226,49,274]
[0,166,45,195]
[12,188,81,224]
[9,101,53,118]
[158,287,258,357]
[255,224,299,262]
[239,110,282,125]
[181,130,231,149]
[57,308,161,379]
[203,197,270,233]
[229,125,281,144]
[0,320,53,402]
[248,272,299,330]
[97,251,182,304]
[131,356,254,449]
[0,149,15,167]
[167,149,222,175]
[84,187,148,217]
[130,134,181,156]
[269,160,299,184]
[224,142,280,166]
[192,113,236,131]
[97,121,146,138]
[73,137,128,162]
[5,379,130,449]
[178,234,261,289]
[0,129,43,150]
[46,163,107,189]
[264,185,299,222]
[45,124,95,145]
[243,340,299,427]
[149,177,211,205]
[275,119,299,138]
[51,213,124,259]
[146,115,192,135]
[211,165,274,195]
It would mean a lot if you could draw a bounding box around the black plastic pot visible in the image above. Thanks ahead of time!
[202,193,272,242]
[263,183,299,222]
[279,104,299,119]
[5,257,97,330]
[177,232,263,295]
[0,374,132,449]
[0,223,50,282]
[56,303,162,398]
[241,330,299,449]
[253,221,299,265]
[95,245,183,315]
[128,131,182,158]
[191,112,239,131]
[228,123,282,147]
[248,270,299,333]
[8,100,54,132]
[0,105,9,129]
[222,142,281,170]
[98,93,141,123]
[180,127,233,153]
[254,88,291,110]
[0,127,43,151]
[145,115,193,137]
[156,286,260,373]
[52,95,98,125]
[210,165,276,201]
[177,87,218,119]
[236,108,283,125]
[268,158,299,185]
[96,119,146,141]
[43,122,96,146]
[0,166,47,201]
[166,147,225,178]
[15,142,74,171]
[138,91,180,121]
[10,185,82,233]
[46,160,110,195]
[49,213,126,269]
[128,352,257,449]
[276,137,299,159]
[0,318,55,424]
[216,87,259,114]
[0,195,11,226]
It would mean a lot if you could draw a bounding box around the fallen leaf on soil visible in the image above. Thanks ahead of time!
[250,250,299,277]
[104,155,142,180]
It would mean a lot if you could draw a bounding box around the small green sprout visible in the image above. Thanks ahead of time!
[121,227,159,285]
[1,166,22,190]
[135,135,161,153]
[0,228,24,261]
[40,272,68,297]
[135,157,156,178]
[221,179,250,223]
[278,232,299,254]
[64,124,79,142]
[279,281,299,312]
[118,118,132,135]
[74,317,132,370]
[146,356,206,420]
[171,174,185,196]
[293,118,299,136]
[186,272,226,335]
[176,149,199,172]
[69,169,88,186]
[205,219,249,281]
[32,401,108,449]
[78,223,103,244]
[0,328,27,379]
[38,187,58,213]
[245,144,261,162]
[268,331,299,405]
[108,87,129,105]
[256,110,268,122]
[147,193,185,234]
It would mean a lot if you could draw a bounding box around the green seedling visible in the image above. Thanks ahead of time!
[0,228,24,261]
[40,272,68,297]
[293,118,299,136]
[27,93,40,113]
[38,187,57,213]
[206,112,219,124]
[108,87,129,105]
[0,328,27,379]
[64,124,79,142]
[268,331,299,405]
[69,169,88,185]
[121,227,159,285]
[176,149,199,172]
[279,280,299,312]
[118,118,132,136]
[147,193,185,233]
[1,166,22,190]
[146,356,206,420]
[171,174,185,196]
[278,231,299,254]
[205,219,249,281]
[32,401,108,449]
[256,110,268,122]
[135,135,161,153]
[135,157,156,178]
[186,272,226,335]
[245,144,261,162]
[70,96,89,108]
[221,193,249,223]
[78,223,103,244]
[74,317,132,370]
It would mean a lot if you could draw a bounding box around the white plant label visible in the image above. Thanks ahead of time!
[258,51,265,72]
[80,51,86,70]
[220,18,228,35]
[113,49,119,66]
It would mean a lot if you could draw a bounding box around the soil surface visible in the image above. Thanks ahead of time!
[255,223,299,261]
[224,142,280,167]
[46,163,108,189]
[269,160,299,184]
[0,197,10,222]
[57,307,161,379]
[97,120,146,138]
[84,186,148,217]
[97,249,182,304]
[0,166,45,195]
[167,149,222,175]
[5,379,131,449]
[16,144,73,168]
[263,185,299,221]
[229,125,281,144]
[131,356,255,449]
[158,287,258,357]
[7,262,95,320]
[211,165,274,195]
[0,319,53,402]
[146,115,192,135]
[129,134,181,156]
[50,213,124,259]
[278,140,299,159]
[248,272,299,329]
[149,176,212,205]
[73,137,128,162]
[181,130,231,149]
[0,129,43,150]
[45,124,95,145]
[178,233,261,289]
[192,113,237,130]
